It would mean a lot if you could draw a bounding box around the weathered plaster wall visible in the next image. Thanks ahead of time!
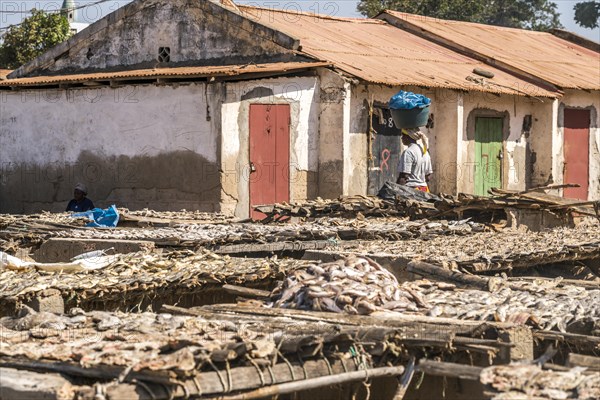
[220,76,319,218]
[557,90,600,200]
[0,83,221,213]
[12,0,301,77]
[460,93,552,194]
[348,85,455,195]
[316,69,349,199]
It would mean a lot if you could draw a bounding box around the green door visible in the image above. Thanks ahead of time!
[475,117,503,196]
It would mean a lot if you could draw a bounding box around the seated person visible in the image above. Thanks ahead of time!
[66,183,95,212]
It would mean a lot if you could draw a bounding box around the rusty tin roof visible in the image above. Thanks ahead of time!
[382,11,600,90]
[0,62,328,87]
[0,69,12,80]
[237,6,558,98]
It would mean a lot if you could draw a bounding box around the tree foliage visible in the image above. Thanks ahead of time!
[574,1,600,29]
[357,0,563,31]
[0,9,71,69]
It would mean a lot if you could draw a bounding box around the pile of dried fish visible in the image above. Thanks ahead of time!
[481,364,600,399]
[255,195,400,220]
[256,184,599,223]
[119,208,233,224]
[414,278,600,334]
[269,256,600,333]
[0,212,88,253]
[333,221,600,273]
[0,212,88,229]
[270,256,431,315]
[0,250,308,315]
[0,304,503,399]
[49,218,483,249]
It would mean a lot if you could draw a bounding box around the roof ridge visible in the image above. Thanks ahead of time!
[237,4,383,24]
[384,10,552,35]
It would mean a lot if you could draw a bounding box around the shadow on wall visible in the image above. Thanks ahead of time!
[0,150,221,213]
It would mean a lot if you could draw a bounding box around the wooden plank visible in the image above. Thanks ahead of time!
[407,260,490,290]
[219,365,405,400]
[222,284,271,299]
[416,360,482,380]
[0,367,75,400]
[533,330,600,349]
[567,353,600,371]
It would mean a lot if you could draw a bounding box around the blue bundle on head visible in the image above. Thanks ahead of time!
[389,90,431,110]
[389,91,431,129]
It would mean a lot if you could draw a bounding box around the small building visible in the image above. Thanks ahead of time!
[0,0,597,216]
[379,11,600,200]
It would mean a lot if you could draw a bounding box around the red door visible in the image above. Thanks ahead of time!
[563,109,590,200]
[249,104,290,219]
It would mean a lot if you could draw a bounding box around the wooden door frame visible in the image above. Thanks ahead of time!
[466,109,510,193]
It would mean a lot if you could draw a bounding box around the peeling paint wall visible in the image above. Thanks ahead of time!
[16,0,300,77]
[346,86,558,196]
[316,69,348,199]
[220,76,319,218]
[0,83,221,213]
[558,90,600,200]
[350,85,428,194]
[461,93,552,194]
[348,85,468,195]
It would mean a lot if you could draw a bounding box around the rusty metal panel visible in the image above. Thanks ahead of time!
[249,104,290,220]
[238,6,558,98]
[0,62,330,87]
[384,11,600,90]
[564,109,590,200]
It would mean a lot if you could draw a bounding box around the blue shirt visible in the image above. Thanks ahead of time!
[66,198,95,212]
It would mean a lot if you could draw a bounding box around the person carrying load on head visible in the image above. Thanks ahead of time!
[66,183,95,212]
[396,128,433,192]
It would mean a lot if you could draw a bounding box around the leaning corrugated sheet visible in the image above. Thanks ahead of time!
[0,62,329,87]
[383,11,600,90]
[237,6,558,98]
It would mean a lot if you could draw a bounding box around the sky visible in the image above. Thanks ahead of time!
[0,0,598,41]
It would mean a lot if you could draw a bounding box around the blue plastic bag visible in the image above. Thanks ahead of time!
[72,205,120,228]
[389,91,431,110]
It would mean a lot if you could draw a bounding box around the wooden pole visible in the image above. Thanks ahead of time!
[407,260,490,290]
[217,365,406,400]
[416,360,482,380]
[222,284,271,299]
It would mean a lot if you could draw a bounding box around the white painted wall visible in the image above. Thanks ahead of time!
[461,92,553,194]
[220,76,319,218]
[0,83,219,212]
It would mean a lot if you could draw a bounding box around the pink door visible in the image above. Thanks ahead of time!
[563,109,590,200]
[249,104,290,220]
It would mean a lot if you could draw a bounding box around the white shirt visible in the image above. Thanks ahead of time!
[398,143,433,187]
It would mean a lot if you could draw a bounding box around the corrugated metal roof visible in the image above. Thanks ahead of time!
[383,11,600,90]
[0,62,328,87]
[237,6,558,97]
[0,69,12,80]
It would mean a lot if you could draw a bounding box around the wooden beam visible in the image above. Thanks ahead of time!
[222,284,271,299]
[407,260,490,290]
[219,365,406,400]
[0,367,75,400]
[567,353,600,371]
[416,360,482,380]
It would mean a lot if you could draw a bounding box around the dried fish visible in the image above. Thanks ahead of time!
[270,257,430,315]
